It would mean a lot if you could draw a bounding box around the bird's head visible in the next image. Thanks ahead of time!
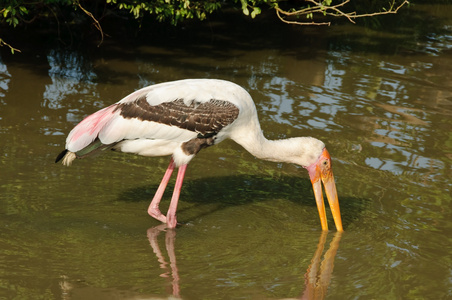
[305,148,343,231]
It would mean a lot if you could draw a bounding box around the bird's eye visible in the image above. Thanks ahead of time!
[323,160,328,166]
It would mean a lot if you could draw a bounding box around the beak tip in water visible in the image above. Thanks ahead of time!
[307,148,344,232]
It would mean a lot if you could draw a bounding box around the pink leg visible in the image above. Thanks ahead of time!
[166,164,187,228]
[148,159,176,223]
[165,229,180,297]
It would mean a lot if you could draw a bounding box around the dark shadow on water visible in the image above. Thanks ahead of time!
[117,174,369,230]
[147,224,343,299]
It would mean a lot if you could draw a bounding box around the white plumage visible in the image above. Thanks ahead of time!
[56,79,343,231]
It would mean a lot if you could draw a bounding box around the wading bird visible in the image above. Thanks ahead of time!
[56,79,343,231]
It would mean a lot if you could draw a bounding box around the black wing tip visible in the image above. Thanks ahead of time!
[55,149,68,163]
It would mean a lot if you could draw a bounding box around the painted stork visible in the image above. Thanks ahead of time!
[56,79,343,231]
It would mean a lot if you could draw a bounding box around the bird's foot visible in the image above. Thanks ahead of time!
[166,214,178,229]
[148,207,167,223]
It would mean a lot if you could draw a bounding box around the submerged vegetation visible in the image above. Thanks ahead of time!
[1,0,409,52]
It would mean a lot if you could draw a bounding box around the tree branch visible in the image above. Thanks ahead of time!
[275,0,409,26]
[77,2,104,46]
[0,38,21,54]
[276,8,331,26]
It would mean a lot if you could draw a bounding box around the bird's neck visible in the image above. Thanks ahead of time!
[231,123,325,167]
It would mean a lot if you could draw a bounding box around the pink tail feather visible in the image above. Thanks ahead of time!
[66,104,118,153]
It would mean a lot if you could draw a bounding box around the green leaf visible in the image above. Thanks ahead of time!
[251,7,261,18]
[240,0,249,16]
[19,6,28,14]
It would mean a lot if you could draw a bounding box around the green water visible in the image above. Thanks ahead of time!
[1,4,451,299]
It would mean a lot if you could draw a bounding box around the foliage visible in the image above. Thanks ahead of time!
[1,0,29,27]
[0,0,410,52]
[106,0,222,25]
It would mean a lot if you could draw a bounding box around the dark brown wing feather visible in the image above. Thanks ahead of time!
[114,97,240,137]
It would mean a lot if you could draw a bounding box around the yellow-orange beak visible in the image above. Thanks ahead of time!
[307,148,343,231]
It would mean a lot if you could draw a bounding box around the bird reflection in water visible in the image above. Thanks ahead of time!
[146,226,342,300]
[299,231,342,300]
[147,224,181,299]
